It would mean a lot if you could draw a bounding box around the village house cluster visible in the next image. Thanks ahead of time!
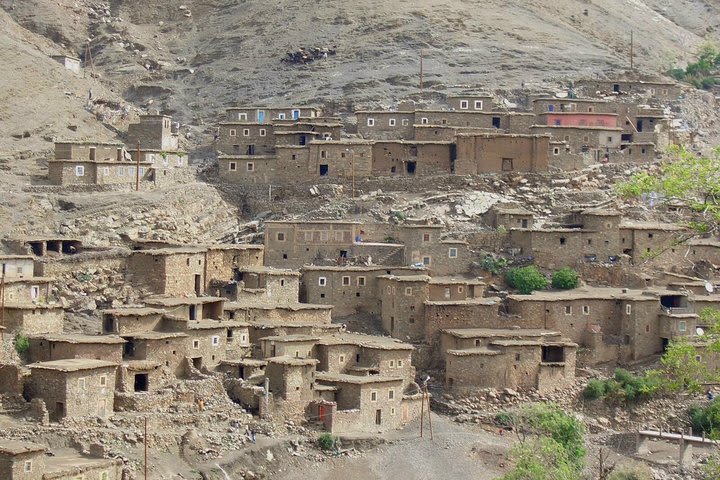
[47,114,188,187]
[214,77,682,184]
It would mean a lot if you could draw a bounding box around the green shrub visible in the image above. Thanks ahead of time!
[480,255,509,275]
[14,334,29,355]
[608,462,653,480]
[689,399,720,439]
[317,433,335,450]
[583,379,607,400]
[551,268,579,290]
[494,411,516,428]
[505,266,548,294]
[522,403,586,467]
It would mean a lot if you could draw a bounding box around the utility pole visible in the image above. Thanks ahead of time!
[144,416,148,480]
[135,143,141,191]
[630,31,634,70]
[419,49,424,91]
[351,150,355,198]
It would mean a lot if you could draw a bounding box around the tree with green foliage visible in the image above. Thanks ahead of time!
[666,42,720,90]
[583,369,662,404]
[317,433,335,450]
[480,254,509,276]
[551,268,579,290]
[660,338,713,393]
[14,333,29,355]
[505,266,548,294]
[616,146,720,237]
[689,399,720,439]
[501,403,586,479]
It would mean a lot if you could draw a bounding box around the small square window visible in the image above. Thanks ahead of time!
[421,117,428,125]
[422,256,431,265]
[390,360,395,367]
[422,233,431,242]
[75,165,85,177]
[229,129,237,137]
[553,147,560,155]
[339,355,345,364]
[319,277,327,287]
[357,276,366,286]
[389,389,395,400]
[583,305,590,315]
[212,336,220,346]
[389,118,396,126]
[367,118,375,127]
[678,321,687,332]
[448,248,458,258]
[278,113,286,120]
[246,162,254,172]
[24,461,32,473]
[371,391,377,402]
[474,100,483,110]
[193,340,200,349]
[460,100,469,109]
[565,305,572,315]
[405,287,413,296]
[243,129,250,136]
[401,119,409,126]
[228,162,237,171]
[626,304,632,315]
[277,232,286,241]
[259,129,266,136]
[397,360,403,367]
[342,276,350,286]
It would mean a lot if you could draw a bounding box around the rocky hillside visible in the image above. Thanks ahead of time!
[1,0,719,135]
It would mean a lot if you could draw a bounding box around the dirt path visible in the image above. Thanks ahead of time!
[276,413,512,480]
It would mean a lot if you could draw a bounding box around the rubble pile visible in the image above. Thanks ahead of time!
[282,46,337,65]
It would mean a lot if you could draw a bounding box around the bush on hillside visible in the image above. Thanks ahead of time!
[505,266,548,294]
[551,268,579,290]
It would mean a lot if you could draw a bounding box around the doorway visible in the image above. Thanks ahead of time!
[134,373,148,392]
[319,164,329,176]
[192,357,203,370]
[406,161,416,175]
[492,117,501,129]
[375,409,382,425]
[194,274,202,296]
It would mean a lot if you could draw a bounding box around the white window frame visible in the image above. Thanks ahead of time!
[388,389,395,400]
[460,100,469,109]
[367,118,375,127]
[193,340,200,349]
[583,305,590,315]
[405,287,413,296]
[75,165,85,177]
[211,336,220,346]
[371,390,377,402]
[229,162,237,172]
[117,166,125,176]
[565,305,572,315]
[243,129,250,137]
[448,248,458,258]
[389,118,396,126]
[320,231,329,242]
[357,276,366,286]
[401,119,409,126]
[553,147,560,155]
[139,167,145,176]
[335,231,344,241]
[678,321,687,332]
[397,360,403,367]
[422,256,431,266]
[278,113,286,120]
[238,113,247,121]
[421,117,429,125]
[246,162,254,172]
[30,285,39,300]
[78,377,86,390]
[318,277,327,287]
[259,128,266,137]
[24,460,32,473]
[474,100,483,110]
[342,276,350,286]
[128,166,135,177]
[339,354,345,364]
[102,166,110,176]
[229,129,237,137]
[100,375,107,387]
[626,304,632,315]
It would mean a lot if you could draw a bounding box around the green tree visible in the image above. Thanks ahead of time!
[551,268,579,290]
[660,338,712,393]
[502,437,578,480]
[14,333,29,355]
[505,266,548,294]
[689,399,720,438]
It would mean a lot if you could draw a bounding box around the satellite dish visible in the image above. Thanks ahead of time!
[697,327,705,336]
[706,282,715,293]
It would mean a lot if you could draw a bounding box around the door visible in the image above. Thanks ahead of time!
[375,409,382,425]
[318,404,327,422]
[292,109,300,120]
[401,404,409,422]
[30,286,39,300]
[492,117,501,128]
[299,135,306,146]
[258,110,266,123]
[406,161,416,175]
[319,164,329,176]
[98,399,107,417]
[194,274,202,295]
[246,145,255,155]
[636,120,643,132]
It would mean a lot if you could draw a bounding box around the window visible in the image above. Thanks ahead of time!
[401,119,409,126]
[678,321,687,332]
[24,461,32,473]
[30,285,39,300]
[278,113,286,120]
[515,353,521,361]
[553,147,560,155]
[139,167,145,176]
[626,304,632,315]
[448,248,458,258]
[607,136,613,142]
[335,231,344,241]
[460,100,469,109]
[339,355,345,364]
[648,233,654,239]
[357,276,366,286]
[458,286,464,294]
[227,162,237,172]
[193,340,200,349]
[422,233,431,242]
[212,336,220,346]
[259,129,266,137]
[405,287,413,296]
[100,375,107,386]
[238,113,247,120]
[101,473,109,480]
[229,129,237,137]
[422,256,431,265]
[75,165,85,177]
[389,389,395,400]
[304,231,313,242]
[389,360,395,368]
[565,305,572,315]
[474,100,483,110]
[78,377,86,390]
[342,276,350,286]
[421,117,428,124]
[128,166,135,177]
[389,118,396,126]
[246,162,254,172]
[319,277,327,286]
[320,231,329,242]
[501,158,513,171]
[320,150,327,159]
[371,390,377,402]
[243,129,250,136]
[102,166,110,176]
[277,232,285,241]
[397,360,403,367]
[367,118,375,126]
[583,305,590,315]
[560,237,566,245]
[117,166,125,176]
[444,287,451,299]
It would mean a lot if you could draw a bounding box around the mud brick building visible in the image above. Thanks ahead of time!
[308,140,374,178]
[225,302,333,328]
[531,97,615,115]
[618,221,689,265]
[126,114,179,151]
[443,328,577,394]
[300,266,422,316]
[447,93,494,112]
[414,110,536,133]
[259,334,319,359]
[225,106,322,123]
[127,248,207,296]
[48,141,152,186]
[574,78,681,101]
[356,110,416,140]
[484,204,534,230]
[101,307,166,334]
[0,440,122,480]
[27,334,125,363]
[263,356,319,419]
[263,220,361,268]
[529,125,622,157]
[26,359,117,421]
[371,140,454,176]
[229,267,301,305]
[120,331,188,378]
[455,133,550,173]
[506,287,696,365]
[0,255,35,278]
[144,296,224,321]
[4,237,82,258]
[2,304,64,335]
[185,322,228,369]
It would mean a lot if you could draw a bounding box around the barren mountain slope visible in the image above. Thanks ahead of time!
[2,0,719,129]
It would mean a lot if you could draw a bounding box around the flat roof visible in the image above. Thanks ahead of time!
[508,287,682,302]
[377,274,431,283]
[532,97,610,103]
[429,276,485,286]
[55,140,124,146]
[266,356,319,366]
[442,328,560,338]
[28,334,125,344]
[619,221,686,231]
[101,307,165,316]
[224,301,333,311]
[530,125,623,132]
[1,276,53,284]
[187,321,229,331]
[308,140,375,145]
[144,296,225,306]
[425,298,501,306]
[259,334,320,342]
[538,112,618,117]
[0,255,34,260]
[491,339,578,347]
[416,109,535,116]
[265,220,361,225]
[240,266,301,276]
[315,333,413,351]
[455,133,552,139]
[132,247,206,255]
[220,358,267,367]
[447,347,501,356]
[0,440,47,456]
[301,266,423,272]
[28,358,117,372]
[120,332,188,340]
[315,372,404,384]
